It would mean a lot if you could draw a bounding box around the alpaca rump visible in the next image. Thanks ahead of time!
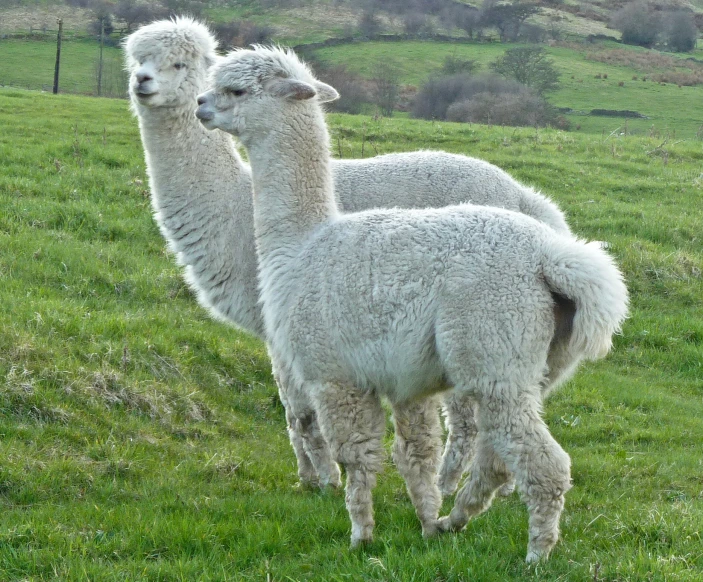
[195,45,628,561]
[125,18,583,498]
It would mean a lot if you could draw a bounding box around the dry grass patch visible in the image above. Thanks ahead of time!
[586,48,703,76]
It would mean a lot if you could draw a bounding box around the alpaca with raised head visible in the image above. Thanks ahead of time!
[125,18,573,496]
[195,46,628,561]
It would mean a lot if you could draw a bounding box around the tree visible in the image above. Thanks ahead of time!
[358,10,383,37]
[372,60,401,117]
[441,4,482,39]
[441,55,479,75]
[114,0,163,34]
[662,10,698,53]
[490,46,559,94]
[611,1,658,48]
[481,0,540,42]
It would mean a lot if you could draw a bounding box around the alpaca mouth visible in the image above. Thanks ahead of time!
[136,90,157,99]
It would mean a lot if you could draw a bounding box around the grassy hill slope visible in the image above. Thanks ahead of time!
[310,40,703,137]
[1,88,702,581]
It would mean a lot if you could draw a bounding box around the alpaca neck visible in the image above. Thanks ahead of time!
[133,99,264,338]
[248,106,339,265]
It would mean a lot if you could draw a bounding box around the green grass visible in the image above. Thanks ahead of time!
[0,38,126,97]
[1,87,703,581]
[3,34,703,136]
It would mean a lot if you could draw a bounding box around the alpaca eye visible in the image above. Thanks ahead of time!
[174,63,186,70]
[227,88,246,97]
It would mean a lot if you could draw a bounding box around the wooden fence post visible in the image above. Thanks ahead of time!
[53,18,63,94]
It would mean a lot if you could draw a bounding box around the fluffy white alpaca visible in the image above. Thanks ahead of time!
[124,18,574,495]
[195,46,628,561]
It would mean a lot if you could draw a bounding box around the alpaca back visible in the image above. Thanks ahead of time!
[332,151,571,236]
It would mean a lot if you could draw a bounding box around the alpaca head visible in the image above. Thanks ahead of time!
[124,16,218,110]
[195,46,339,145]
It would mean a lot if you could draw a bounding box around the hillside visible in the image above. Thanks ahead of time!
[1,87,702,580]
[2,0,703,40]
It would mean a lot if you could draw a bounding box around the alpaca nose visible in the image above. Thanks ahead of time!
[137,72,153,84]
[197,95,207,106]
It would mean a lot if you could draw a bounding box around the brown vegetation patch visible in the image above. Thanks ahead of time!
[650,71,703,86]
[586,48,703,75]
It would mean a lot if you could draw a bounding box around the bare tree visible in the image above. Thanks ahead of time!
[358,10,383,37]
[372,60,401,117]
[114,0,164,34]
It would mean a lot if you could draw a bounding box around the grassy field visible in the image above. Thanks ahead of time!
[0,37,126,97]
[3,32,703,136]
[310,40,703,138]
[1,87,702,581]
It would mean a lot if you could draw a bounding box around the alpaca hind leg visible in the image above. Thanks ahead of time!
[273,363,341,488]
[436,432,511,533]
[391,396,444,537]
[437,391,479,497]
[315,383,385,547]
[438,392,517,498]
[282,403,317,486]
[481,392,572,562]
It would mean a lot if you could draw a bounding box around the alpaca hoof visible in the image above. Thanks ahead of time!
[436,515,462,534]
[316,464,342,489]
[498,480,516,497]
[295,478,320,491]
[421,521,439,538]
[350,534,373,549]
[525,548,548,564]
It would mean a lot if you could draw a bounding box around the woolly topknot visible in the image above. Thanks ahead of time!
[124,16,218,69]
[211,45,318,96]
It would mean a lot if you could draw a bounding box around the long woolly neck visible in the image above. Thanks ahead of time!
[133,98,264,338]
[247,104,339,265]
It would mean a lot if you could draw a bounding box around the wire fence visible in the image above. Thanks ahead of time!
[0,29,128,98]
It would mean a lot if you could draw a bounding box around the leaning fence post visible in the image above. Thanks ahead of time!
[53,18,63,94]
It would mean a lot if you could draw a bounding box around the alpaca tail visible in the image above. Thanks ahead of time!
[541,236,629,361]
[518,187,574,238]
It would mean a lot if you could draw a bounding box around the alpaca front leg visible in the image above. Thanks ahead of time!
[391,396,443,537]
[314,383,385,547]
[436,432,511,533]
[437,391,479,497]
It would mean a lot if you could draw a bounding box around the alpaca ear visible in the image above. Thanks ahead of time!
[266,78,317,100]
[314,81,340,103]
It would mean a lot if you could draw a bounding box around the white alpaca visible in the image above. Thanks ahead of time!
[124,18,574,495]
[195,47,628,562]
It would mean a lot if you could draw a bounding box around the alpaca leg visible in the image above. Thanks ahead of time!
[314,383,385,548]
[281,402,317,486]
[440,390,572,562]
[272,361,341,488]
[436,432,511,532]
[438,392,516,498]
[297,412,342,488]
[437,391,479,497]
[391,396,443,537]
